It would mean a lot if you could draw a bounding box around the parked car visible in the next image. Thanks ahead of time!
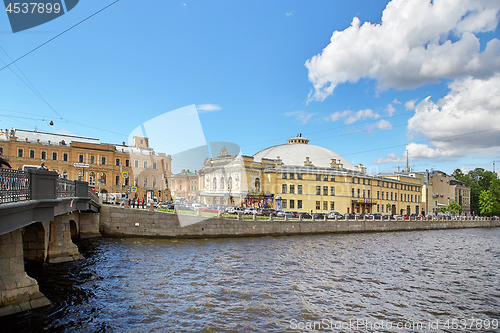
[373,214,382,219]
[227,207,245,214]
[344,213,355,219]
[327,212,344,219]
[298,212,312,219]
[256,208,276,216]
[201,207,219,213]
[244,207,257,215]
[313,213,326,220]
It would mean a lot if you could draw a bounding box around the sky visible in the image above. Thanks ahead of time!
[1,0,500,175]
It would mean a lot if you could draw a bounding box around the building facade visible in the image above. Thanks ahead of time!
[199,136,424,215]
[412,170,471,216]
[171,169,199,202]
[0,129,172,202]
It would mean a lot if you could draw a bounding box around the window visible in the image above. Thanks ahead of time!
[100,156,106,165]
[0,147,3,155]
[377,181,380,186]
[411,195,413,202]
[282,199,287,209]
[323,201,328,210]
[357,189,360,198]
[363,179,366,185]
[324,175,328,181]
[391,183,394,188]
[382,192,384,200]
[89,172,96,186]
[352,188,355,197]
[316,174,321,181]
[153,177,157,188]
[352,177,355,183]
[41,151,46,160]
[367,179,370,185]
[100,173,107,185]
[395,184,397,189]
[297,173,302,180]
[115,175,120,186]
[391,192,394,200]
[78,154,84,163]
[290,184,295,194]
[290,200,295,209]
[330,175,335,181]
[153,162,157,170]
[377,204,380,212]
[143,161,147,169]
[125,178,129,186]
[63,153,68,161]
[52,152,57,160]
[282,184,287,194]
[290,173,294,179]
[116,158,120,166]
[316,201,320,210]
[330,201,335,210]
[404,194,407,202]
[213,178,217,190]
[330,186,335,196]
[134,160,139,168]
[323,186,328,195]
[62,171,68,179]
[363,189,366,198]
[134,177,138,186]
[90,155,95,164]
[368,190,370,198]
[357,178,360,184]
[282,173,287,179]
[316,186,321,195]
[144,176,148,187]
[125,159,130,167]
[401,194,403,201]
[255,178,260,191]
[30,150,35,158]
[221,178,225,191]
[297,200,302,209]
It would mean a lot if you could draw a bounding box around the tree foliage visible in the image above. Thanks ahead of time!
[447,200,461,215]
[451,168,498,214]
[479,188,500,216]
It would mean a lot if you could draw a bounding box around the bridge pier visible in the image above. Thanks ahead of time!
[0,230,51,316]
[47,214,85,263]
[79,212,101,239]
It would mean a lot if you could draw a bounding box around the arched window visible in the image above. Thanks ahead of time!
[220,178,225,191]
[115,175,120,186]
[89,172,96,186]
[255,178,260,191]
[143,176,148,187]
[100,172,107,185]
[213,177,217,190]
[205,176,209,189]
[228,177,232,190]
[153,177,157,188]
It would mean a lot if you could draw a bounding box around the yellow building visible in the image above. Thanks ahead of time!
[0,129,172,201]
[171,169,199,202]
[199,136,423,215]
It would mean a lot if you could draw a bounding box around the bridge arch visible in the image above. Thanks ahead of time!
[69,220,79,240]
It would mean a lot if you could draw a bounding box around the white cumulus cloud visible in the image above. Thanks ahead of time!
[305,0,500,101]
[324,109,380,124]
[285,110,316,124]
[196,104,222,113]
[384,103,396,117]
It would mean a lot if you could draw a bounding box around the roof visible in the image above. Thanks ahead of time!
[8,129,101,145]
[252,137,357,171]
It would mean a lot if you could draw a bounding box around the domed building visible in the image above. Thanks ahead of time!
[199,136,423,215]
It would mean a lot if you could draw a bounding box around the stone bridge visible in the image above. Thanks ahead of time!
[0,168,100,316]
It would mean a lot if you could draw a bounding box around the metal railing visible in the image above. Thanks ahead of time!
[88,187,98,203]
[0,168,30,203]
[56,178,76,198]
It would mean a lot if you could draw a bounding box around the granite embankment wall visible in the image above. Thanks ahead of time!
[99,206,500,238]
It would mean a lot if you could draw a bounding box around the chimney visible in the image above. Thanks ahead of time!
[48,140,51,145]
[26,138,28,142]
[122,142,125,146]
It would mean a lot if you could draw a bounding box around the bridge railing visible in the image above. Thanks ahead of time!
[56,178,76,198]
[0,168,99,206]
[0,169,30,203]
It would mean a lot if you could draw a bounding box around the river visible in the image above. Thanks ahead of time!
[2,228,500,332]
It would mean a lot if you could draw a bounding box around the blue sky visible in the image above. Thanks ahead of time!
[1,0,500,175]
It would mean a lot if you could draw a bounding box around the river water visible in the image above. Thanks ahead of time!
[2,228,500,332]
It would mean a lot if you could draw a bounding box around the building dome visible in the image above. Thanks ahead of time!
[253,136,357,171]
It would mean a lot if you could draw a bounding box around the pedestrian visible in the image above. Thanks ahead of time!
[142,198,145,209]
[132,198,135,208]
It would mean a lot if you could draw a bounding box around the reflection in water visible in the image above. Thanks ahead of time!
[2,228,500,332]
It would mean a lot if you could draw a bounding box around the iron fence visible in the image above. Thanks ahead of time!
[0,168,30,203]
[88,187,99,203]
[56,178,76,198]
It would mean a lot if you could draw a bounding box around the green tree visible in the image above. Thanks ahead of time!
[451,168,498,214]
[439,206,447,214]
[386,203,392,213]
[447,200,461,215]
[479,188,500,216]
